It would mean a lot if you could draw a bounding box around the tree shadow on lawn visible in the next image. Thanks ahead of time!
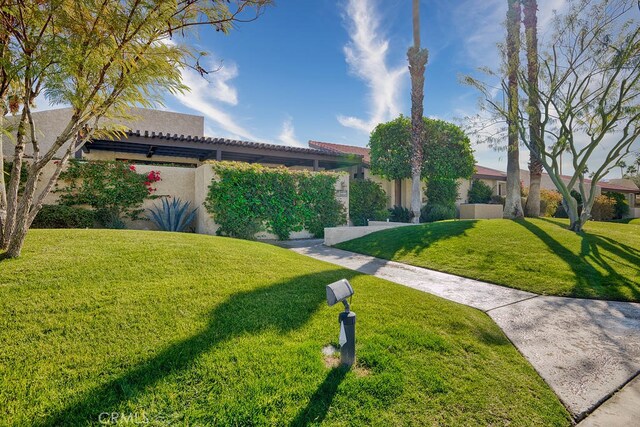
[516,219,640,301]
[343,220,478,260]
[289,366,349,427]
[39,269,351,426]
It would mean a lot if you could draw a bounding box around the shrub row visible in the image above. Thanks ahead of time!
[205,162,346,240]
[349,179,388,226]
[31,205,95,229]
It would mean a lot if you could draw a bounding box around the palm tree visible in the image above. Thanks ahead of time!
[523,0,542,217]
[504,0,524,219]
[407,0,429,223]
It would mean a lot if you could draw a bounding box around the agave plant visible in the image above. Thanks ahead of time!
[147,197,197,232]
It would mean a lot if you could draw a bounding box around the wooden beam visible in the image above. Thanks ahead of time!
[146,146,156,158]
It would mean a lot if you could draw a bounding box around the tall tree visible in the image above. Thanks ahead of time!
[0,0,271,258]
[522,0,543,217]
[407,0,429,223]
[504,0,524,219]
[468,0,640,232]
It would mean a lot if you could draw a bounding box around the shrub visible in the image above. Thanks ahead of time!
[57,161,160,228]
[555,190,583,218]
[467,180,493,204]
[420,203,457,223]
[591,195,615,221]
[539,189,563,217]
[298,173,347,237]
[148,197,197,232]
[490,195,506,206]
[31,205,94,229]
[603,192,629,219]
[205,162,346,240]
[388,205,413,223]
[421,178,458,222]
[349,179,388,226]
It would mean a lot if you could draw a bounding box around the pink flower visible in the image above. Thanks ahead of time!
[129,165,137,172]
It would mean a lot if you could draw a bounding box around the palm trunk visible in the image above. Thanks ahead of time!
[523,0,542,217]
[408,0,429,223]
[504,0,524,219]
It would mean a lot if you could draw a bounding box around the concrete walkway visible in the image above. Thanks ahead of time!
[277,239,640,423]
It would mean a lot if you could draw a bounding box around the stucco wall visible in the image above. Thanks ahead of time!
[2,107,204,159]
[459,203,504,220]
[126,165,196,230]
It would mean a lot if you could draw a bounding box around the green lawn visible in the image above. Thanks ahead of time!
[0,230,569,426]
[337,218,640,302]
[611,217,640,225]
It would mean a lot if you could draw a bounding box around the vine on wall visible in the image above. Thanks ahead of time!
[57,160,161,227]
[205,162,346,240]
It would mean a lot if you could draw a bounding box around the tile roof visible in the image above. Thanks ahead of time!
[126,130,353,157]
[474,165,507,179]
[308,140,371,163]
[600,182,640,193]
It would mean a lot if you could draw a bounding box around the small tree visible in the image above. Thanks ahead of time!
[0,1,271,258]
[467,180,493,204]
[421,178,458,222]
[370,116,475,184]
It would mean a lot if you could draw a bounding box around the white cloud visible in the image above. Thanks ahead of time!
[278,116,304,147]
[453,0,569,68]
[207,62,239,106]
[337,0,407,134]
[174,59,258,141]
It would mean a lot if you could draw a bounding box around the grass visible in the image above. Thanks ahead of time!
[0,229,569,426]
[610,217,640,225]
[337,218,640,302]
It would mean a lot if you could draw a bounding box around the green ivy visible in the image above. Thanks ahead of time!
[205,162,346,240]
[57,160,160,227]
[349,179,388,226]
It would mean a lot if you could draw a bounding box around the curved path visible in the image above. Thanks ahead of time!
[276,239,640,424]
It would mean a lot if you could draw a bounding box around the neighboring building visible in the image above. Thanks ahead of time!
[309,140,508,208]
[3,108,638,226]
[309,140,640,217]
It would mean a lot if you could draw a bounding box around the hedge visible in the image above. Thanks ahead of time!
[31,205,95,229]
[349,179,388,226]
[205,162,346,240]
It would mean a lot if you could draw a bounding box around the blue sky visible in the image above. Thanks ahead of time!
[162,0,529,170]
[37,0,636,175]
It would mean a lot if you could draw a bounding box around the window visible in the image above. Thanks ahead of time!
[497,182,506,196]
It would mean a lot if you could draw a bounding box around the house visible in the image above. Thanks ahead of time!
[309,140,508,208]
[2,108,360,237]
[309,140,640,218]
[4,107,638,230]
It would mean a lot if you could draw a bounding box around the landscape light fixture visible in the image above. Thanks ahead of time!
[326,279,356,367]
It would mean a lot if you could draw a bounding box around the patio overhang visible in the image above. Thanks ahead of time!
[84,131,363,170]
